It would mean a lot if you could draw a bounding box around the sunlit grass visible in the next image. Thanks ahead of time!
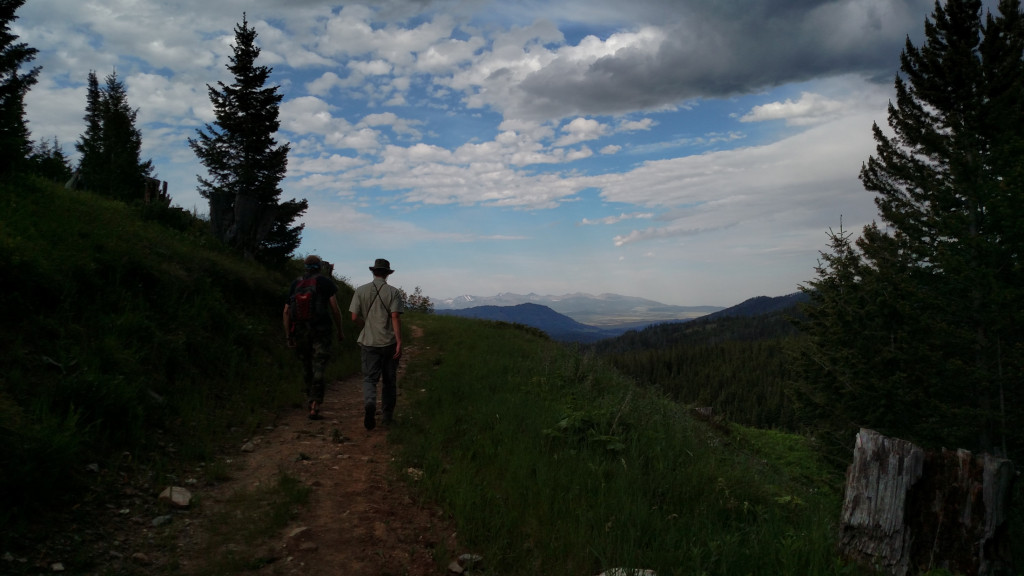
[391,314,866,575]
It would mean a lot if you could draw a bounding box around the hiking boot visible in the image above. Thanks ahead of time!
[382,412,394,426]
[364,403,376,430]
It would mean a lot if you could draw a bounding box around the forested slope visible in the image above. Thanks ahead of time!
[593,304,804,430]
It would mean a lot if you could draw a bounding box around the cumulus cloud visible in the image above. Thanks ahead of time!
[740,92,846,126]
[555,117,608,146]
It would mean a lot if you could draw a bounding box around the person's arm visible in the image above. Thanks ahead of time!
[329,295,344,341]
[282,304,294,347]
[349,290,365,328]
[391,311,402,359]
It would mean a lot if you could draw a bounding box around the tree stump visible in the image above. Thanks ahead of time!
[839,429,1015,575]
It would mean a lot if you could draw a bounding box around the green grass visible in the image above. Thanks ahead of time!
[0,175,360,529]
[390,315,866,576]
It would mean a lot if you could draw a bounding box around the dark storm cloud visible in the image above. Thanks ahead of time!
[516,0,935,118]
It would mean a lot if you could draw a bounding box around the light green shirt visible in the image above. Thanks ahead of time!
[349,278,404,346]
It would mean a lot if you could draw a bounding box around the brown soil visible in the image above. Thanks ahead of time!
[3,326,459,576]
[185,325,459,576]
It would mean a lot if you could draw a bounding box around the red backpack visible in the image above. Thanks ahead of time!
[289,276,322,326]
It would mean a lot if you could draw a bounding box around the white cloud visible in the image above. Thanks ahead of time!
[581,212,654,225]
[617,118,655,132]
[554,117,608,146]
[358,112,423,139]
[740,92,846,126]
[350,59,393,76]
[595,111,880,251]
[290,154,364,176]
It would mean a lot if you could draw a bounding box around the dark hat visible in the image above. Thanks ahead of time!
[369,258,394,274]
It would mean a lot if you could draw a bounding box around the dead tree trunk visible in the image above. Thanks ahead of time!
[839,429,1015,576]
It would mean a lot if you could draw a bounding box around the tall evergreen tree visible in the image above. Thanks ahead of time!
[98,71,152,202]
[74,70,153,201]
[797,0,1024,458]
[189,14,305,263]
[74,71,103,189]
[0,0,39,176]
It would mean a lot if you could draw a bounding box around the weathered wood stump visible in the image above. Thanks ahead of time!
[839,429,1015,575]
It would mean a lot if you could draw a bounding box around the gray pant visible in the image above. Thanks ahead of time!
[360,344,398,417]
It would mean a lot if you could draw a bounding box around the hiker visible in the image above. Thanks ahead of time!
[283,255,344,420]
[349,258,404,430]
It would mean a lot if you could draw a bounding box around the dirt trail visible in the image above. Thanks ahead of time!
[189,326,458,576]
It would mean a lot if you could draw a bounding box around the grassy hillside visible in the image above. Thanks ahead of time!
[391,314,860,575]
[0,175,360,528]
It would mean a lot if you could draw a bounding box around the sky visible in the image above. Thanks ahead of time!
[14,0,978,307]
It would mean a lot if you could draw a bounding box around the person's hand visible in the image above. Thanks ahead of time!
[393,343,402,360]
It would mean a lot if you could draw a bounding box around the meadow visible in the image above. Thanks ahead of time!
[0,176,987,575]
[389,314,859,575]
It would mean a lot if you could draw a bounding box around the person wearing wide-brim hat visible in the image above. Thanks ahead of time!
[349,258,404,430]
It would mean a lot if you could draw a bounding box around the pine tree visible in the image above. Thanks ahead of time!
[28,137,72,183]
[189,14,306,263]
[98,71,153,201]
[798,0,1024,457]
[74,70,154,200]
[0,0,39,176]
[74,71,103,190]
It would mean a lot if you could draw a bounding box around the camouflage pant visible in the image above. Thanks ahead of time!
[294,329,332,405]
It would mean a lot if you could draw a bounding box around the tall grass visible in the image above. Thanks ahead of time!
[0,176,360,526]
[391,315,864,576]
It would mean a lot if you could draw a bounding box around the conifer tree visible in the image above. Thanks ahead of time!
[0,0,39,176]
[74,71,103,189]
[797,0,1024,457]
[189,14,306,264]
[74,70,154,201]
[28,137,72,183]
[99,71,152,201]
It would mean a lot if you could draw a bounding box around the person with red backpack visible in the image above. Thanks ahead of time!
[283,255,344,419]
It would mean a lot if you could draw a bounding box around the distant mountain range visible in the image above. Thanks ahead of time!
[436,292,722,328]
[435,292,806,343]
[705,292,809,319]
[437,303,625,343]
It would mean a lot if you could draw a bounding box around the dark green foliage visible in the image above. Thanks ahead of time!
[0,176,358,525]
[391,314,855,575]
[27,137,72,183]
[403,285,435,314]
[595,310,803,430]
[189,14,306,265]
[75,71,103,188]
[0,0,39,176]
[797,0,1024,459]
[73,70,154,201]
